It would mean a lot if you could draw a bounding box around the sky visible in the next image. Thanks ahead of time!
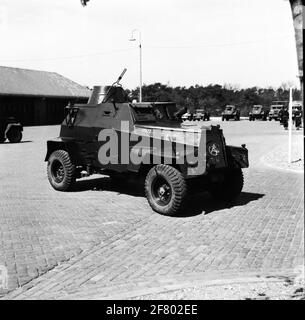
[0,0,300,90]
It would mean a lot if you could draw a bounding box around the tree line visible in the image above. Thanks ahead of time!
[127,82,301,116]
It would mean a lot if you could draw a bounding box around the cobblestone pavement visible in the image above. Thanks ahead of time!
[0,120,303,299]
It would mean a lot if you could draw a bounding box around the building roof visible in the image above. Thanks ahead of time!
[0,66,91,99]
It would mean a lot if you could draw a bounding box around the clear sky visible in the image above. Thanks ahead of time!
[0,0,299,89]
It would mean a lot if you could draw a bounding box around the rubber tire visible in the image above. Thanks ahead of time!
[47,150,76,191]
[209,168,244,202]
[145,165,187,216]
[0,135,5,143]
[7,128,22,143]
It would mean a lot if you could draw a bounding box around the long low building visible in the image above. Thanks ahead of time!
[0,66,91,125]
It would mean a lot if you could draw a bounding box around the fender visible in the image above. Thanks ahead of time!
[5,123,23,137]
[226,145,249,169]
[45,139,86,165]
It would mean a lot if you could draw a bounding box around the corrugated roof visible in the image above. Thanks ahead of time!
[0,66,91,98]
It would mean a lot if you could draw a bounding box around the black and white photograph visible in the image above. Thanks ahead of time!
[0,0,304,304]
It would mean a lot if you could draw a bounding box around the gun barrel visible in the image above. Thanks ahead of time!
[118,68,127,82]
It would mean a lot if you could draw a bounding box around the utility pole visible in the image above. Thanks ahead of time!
[288,0,303,163]
[288,0,303,97]
[129,29,143,103]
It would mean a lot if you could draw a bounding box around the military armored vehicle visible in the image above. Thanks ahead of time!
[249,105,268,121]
[193,109,210,121]
[268,101,287,121]
[193,109,204,121]
[0,117,23,143]
[181,112,192,121]
[222,105,240,121]
[45,70,249,216]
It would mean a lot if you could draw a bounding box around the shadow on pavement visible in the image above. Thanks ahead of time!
[0,140,33,144]
[179,191,265,217]
[73,176,265,217]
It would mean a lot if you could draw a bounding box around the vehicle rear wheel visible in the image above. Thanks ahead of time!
[0,135,5,143]
[47,150,76,191]
[209,168,244,202]
[145,165,187,216]
[7,128,22,143]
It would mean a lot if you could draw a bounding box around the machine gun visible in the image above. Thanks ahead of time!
[102,68,127,103]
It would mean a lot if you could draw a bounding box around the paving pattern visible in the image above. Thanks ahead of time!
[0,120,303,299]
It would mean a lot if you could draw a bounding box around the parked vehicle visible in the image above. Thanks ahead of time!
[181,112,192,121]
[45,70,249,216]
[0,117,23,143]
[192,109,204,121]
[222,105,240,121]
[249,105,268,121]
[268,101,287,121]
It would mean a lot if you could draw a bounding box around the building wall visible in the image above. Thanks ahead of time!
[0,96,88,125]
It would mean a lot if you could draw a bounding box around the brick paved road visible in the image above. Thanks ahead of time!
[0,120,303,299]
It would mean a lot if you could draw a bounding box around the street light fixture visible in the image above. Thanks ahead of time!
[129,29,143,103]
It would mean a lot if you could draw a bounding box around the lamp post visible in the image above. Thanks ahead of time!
[129,29,143,103]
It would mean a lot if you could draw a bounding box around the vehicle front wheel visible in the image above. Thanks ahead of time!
[145,165,187,216]
[209,168,244,202]
[47,150,76,191]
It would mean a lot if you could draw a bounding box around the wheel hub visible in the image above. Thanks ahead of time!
[52,161,65,183]
[152,178,172,206]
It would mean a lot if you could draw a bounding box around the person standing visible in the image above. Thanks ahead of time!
[294,109,302,130]
[281,107,289,130]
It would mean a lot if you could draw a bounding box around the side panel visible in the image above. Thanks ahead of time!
[226,145,249,168]
[45,140,87,166]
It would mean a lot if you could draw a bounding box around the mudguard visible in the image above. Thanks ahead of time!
[5,123,23,137]
[226,145,249,169]
[45,139,86,166]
